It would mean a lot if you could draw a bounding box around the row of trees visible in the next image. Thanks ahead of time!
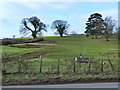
[19,13,117,41]
[84,13,116,41]
[19,16,69,38]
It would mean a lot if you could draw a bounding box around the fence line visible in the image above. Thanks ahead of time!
[2,55,118,74]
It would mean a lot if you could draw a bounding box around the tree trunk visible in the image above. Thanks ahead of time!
[32,31,37,39]
[106,37,109,41]
[95,35,97,39]
[92,35,97,39]
[60,33,63,37]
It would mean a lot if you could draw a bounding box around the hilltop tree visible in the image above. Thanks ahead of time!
[20,16,47,39]
[101,16,116,41]
[85,13,104,39]
[51,20,70,37]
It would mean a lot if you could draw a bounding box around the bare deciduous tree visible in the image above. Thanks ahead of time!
[20,16,47,39]
[51,20,70,37]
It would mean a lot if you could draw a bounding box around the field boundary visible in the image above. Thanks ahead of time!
[2,75,119,86]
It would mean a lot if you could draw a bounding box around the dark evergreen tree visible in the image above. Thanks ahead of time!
[85,13,104,39]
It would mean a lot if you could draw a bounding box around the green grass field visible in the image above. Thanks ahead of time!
[2,35,118,58]
[2,35,119,84]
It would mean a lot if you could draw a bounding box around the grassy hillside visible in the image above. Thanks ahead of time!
[2,35,119,71]
[2,35,119,85]
[2,35,118,58]
[44,35,118,57]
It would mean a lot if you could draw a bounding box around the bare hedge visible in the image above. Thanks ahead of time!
[0,38,44,45]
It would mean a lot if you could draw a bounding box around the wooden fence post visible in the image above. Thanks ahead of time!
[101,56,103,72]
[40,55,42,73]
[88,57,91,72]
[108,56,114,71]
[57,56,60,73]
[2,62,6,75]
[93,63,97,72]
[73,57,76,72]
[18,55,21,73]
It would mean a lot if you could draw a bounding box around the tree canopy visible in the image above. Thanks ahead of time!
[85,13,104,39]
[20,16,47,39]
[51,20,70,37]
[85,13,116,41]
[101,16,116,41]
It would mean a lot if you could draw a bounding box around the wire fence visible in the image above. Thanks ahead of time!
[2,53,119,75]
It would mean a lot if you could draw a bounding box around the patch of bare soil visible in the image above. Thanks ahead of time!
[2,76,119,86]
[29,43,56,46]
[108,48,120,50]
[11,41,56,48]
[2,51,58,62]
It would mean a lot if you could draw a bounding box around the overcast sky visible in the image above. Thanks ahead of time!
[0,0,118,38]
